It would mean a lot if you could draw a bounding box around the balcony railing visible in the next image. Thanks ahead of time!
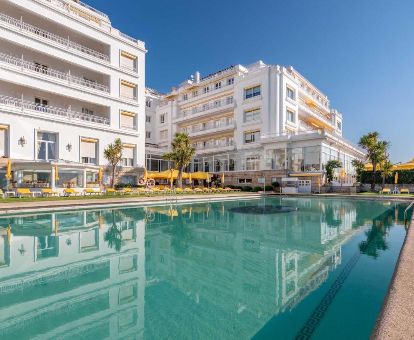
[176,98,234,120]
[181,120,235,134]
[0,52,110,93]
[261,129,324,140]
[0,95,109,125]
[0,12,110,62]
[195,141,234,152]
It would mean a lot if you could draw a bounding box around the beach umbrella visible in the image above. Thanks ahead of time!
[5,159,11,180]
[98,167,103,183]
[169,169,174,186]
[221,173,225,185]
[6,225,11,244]
[54,165,59,183]
[394,172,399,185]
[144,168,148,181]
[188,173,192,184]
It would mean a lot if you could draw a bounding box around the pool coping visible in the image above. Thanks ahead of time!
[371,213,414,339]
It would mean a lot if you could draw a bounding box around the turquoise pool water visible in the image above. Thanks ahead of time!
[0,197,410,339]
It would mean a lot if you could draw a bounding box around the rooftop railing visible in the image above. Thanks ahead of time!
[0,52,110,93]
[0,12,110,62]
[0,95,109,126]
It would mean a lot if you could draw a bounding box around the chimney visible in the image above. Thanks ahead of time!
[194,71,200,83]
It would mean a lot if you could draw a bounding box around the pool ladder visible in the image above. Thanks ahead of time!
[404,201,414,226]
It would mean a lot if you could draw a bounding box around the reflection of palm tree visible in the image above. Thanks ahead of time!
[167,211,192,256]
[325,205,341,228]
[104,211,123,251]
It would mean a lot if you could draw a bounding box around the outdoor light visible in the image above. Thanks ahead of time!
[66,142,72,152]
[18,136,26,147]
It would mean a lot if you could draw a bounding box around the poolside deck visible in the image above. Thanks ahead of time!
[372,213,414,339]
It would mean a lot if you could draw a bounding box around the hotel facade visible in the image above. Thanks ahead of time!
[145,61,364,189]
[0,0,146,190]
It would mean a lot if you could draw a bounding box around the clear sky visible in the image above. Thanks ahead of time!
[87,0,414,162]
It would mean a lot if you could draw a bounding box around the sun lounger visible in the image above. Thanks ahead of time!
[42,188,59,197]
[0,189,4,198]
[380,188,391,194]
[64,188,81,196]
[400,188,410,194]
[17,188,35,198]
[84,188,102,195]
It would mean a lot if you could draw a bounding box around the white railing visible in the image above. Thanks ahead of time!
[177,98,234,119]
[261,129,324,139]
[0,12,110,62]
[195,141,234,151]
[0,95,109,125]
[179,82,233,103]
[40,0,110,20]
[182,121,235,134]
[0,52,110,93]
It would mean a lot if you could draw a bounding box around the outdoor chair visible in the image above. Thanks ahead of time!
[64,188,82,196]
[17,188,35,198]
[400,188,410,195]
[42,188,59,197]
[380,188,391,194]
[84,188,102,195]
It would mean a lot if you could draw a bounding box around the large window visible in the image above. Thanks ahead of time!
[37,132,57,160]
[122,145,135,167]
[245,156,260,170]
[244,108,261,123]
[160,130,168,140]
[120,111,136,130]
[81,138,98,164]
[0,125,8,157]
[120,80,137,100]
[244,130,260,144]
[244,85,261,100]
[287,109,296,123]
[160,114,166,124]
[265,149,285,170]
[120,51,137,72]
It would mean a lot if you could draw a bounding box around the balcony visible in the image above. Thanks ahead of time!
[298,101,335,130]
[194,141,235,154]
[174,98,235,123]
[261,129,324,143]
[0,12,110,62]
[0,94,109,126]
[181,121,235,137]
[178,82,234,104]
[0,52,109,93]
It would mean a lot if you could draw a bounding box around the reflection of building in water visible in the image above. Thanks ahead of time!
[0,208,145,339]
[144,199,361,338]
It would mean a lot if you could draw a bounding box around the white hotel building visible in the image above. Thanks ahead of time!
[145,61,364,188]
[0,0,146,190]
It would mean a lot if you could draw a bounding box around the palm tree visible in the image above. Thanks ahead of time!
[380,159,394,189]
[351,159,365,183]
[104,138,123,188]
[325,160,342,183]
[358,132,389,191]
[163,133,195,188]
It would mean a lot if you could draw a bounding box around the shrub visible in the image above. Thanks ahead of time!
[241,186,253,192]
[361,170,414,184]
[272,181,280,188]
[265,185,274,191]
[253,186,262,192]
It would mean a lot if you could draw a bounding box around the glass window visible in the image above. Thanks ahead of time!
[215,82,221,90]
[245,156,260,170]
[287,109,296,123]
[0,127,7,157]
[265,149,285,170]
[146,131,151,138]
[122,147,135,167]
[160,130,168,140]
[160,114,166,124]
[226,96,233,105]
[120,111,136,130]
[203,86,209,94]
[120,51,137,72]
[183,94,188,101]
[120,80,137,100]
[289,148,304,172]
[287,87,295,100]
[244,108,261,123]
[244,130,260,144]
[193,90,198,97]
[244,85,261,100]
[337,121,342,130]
[37,132,57,160]
[227,78,234,85]
[81,139,97,164]
[146,115,151,123]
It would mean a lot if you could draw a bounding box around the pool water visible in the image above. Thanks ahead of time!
[0,197,410,340]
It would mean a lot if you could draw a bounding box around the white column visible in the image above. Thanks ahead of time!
[51,167,55,189]
[83,169,87,188]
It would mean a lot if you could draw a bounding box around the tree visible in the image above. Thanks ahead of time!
[352,159,365,183]
[104,138,123,188]
[325,160,342,183]
[380,159,394,188]
[163,133,195,188]
[358,132,389,191]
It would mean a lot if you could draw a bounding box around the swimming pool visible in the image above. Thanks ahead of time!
[0,197,410,339]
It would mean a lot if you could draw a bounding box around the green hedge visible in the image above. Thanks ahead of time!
[361,170,414,184]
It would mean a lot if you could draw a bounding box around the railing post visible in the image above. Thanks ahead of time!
[21,54,24,71]
[67,105,71,119]
[21,94,24,112]
[20,16,23,31]
[68,69,71,84]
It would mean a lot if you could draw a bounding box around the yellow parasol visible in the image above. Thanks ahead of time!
[6,225,11,243]
[188,173,192,184]
[54,165,59,182]
[394,172,399,185]
[98,167,103,183]
[169,169,174,185]
[5,159,11,180]
[144,168,148,181]
[221,173,225,184]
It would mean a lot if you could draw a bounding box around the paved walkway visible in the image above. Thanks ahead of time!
[372,213,414,339]
[0,193,261,215]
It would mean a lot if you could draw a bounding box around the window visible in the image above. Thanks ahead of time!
[35,98,48,112]
[0,125,8,157]
[146,100,152,108]
[202,103,209,111]
[287,109,296,123]
[245,156,260,170]
[160,130,168,140]
[203,86,209,94]
[160,114,166,124]
[120,111,136,130]
[80,138,98,164]
[244,108,261,123]
[146,115,151,123]
[244,85,261,100]
[122,145,135,167]
[215,82,222,90]
[287,87,295,100]
[82,107,94,115]
[34,62,48,74]
[146,131,151,138]
[244,130,260,144]
[183,93,188,101]
[227,77,234,85]
[239,178,253,184]
[193,90,198,97]
[37,132,57,160]
[120,51,137,72]
[337,121,342,130]
[214,100,221,108]
[120,80,137,100]
[226,96,233,105]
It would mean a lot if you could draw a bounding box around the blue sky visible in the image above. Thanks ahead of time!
[87,0,414,162]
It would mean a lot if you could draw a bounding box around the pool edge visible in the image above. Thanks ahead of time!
[371,213,414,339]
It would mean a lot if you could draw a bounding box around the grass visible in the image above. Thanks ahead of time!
[0,191,245,204]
